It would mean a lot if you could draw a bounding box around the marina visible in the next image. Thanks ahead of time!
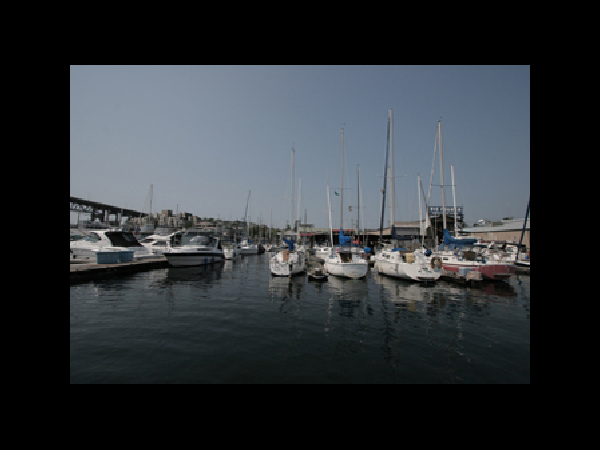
[71,65,529,384]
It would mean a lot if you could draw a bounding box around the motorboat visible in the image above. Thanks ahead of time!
[163,235,224,267]
[308,267,328,281]
[239,239,259,255]
[377,247,442,282]
[70,229,154,260]
[223,243,242,259]
[139,231,183,255]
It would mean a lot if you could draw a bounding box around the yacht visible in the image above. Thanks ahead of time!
[70,230,154,260]
[139,231,183,255]
[163,235,224,267]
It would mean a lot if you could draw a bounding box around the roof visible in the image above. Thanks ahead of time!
[462,218,530,233]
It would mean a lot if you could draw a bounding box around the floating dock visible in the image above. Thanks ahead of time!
[70,257,168,283]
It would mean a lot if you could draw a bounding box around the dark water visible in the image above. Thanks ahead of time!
[70,254,530,383]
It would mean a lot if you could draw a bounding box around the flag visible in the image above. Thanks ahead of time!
[335,191,339,196]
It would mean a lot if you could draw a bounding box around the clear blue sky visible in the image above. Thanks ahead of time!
[70,65,530,229]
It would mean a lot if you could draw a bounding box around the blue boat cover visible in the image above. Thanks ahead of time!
[443,228,477,246]
[283,236,295,251]
[339,228,352,245]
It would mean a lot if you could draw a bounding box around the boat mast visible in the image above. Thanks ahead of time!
[439,120,447,232]
[451,164,458,237]
[340,126,344,233]
[379,115,391,246]
[291,146,295,238]
[327,183,333,249]
[418,174,423,246]
[518,197,530,258]
[389,109,395,228]
[297,176,301,242]
[357,164,360,245]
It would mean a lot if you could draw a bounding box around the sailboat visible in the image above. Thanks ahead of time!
[431,121,514,281]
[270,147,306,276]
[375,110,442,282]
[324,126,368,279]
[240,190,258,255]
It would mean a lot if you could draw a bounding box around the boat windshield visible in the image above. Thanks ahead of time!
[105,231,143,247]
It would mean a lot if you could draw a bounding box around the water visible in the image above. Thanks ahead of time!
[70,254,530,383]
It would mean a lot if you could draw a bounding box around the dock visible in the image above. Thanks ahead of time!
[70,257,168,283]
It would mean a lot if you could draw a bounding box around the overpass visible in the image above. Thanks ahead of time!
[70,196,148,224]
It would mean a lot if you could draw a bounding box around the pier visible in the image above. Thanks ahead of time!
[70,257,168,283]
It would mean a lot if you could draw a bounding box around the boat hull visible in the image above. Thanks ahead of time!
[325,260,368,279]
[164,252,224,267]
[443,262,514,280]
[378,260,442,282]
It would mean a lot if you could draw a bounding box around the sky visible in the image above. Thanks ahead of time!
[70,65,530,230]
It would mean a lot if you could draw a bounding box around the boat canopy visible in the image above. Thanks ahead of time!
[443,228,477,246]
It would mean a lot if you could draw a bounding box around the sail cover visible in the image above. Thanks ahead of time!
[443,228,477,246]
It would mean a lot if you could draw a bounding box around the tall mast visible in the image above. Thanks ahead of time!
[439,120,447,231]
[357,164,360,244]
[379,116,391,246]
[327,182,333,248]
[451,164,458,237]
[297,176,302,241]
[418,174,423,246]
[389,109,395,227]
[291,146,295,235]
[340,126,344,231]
[149,184,153,217]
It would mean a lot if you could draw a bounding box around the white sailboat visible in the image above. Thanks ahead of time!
[270,146,306,276]
[324,126,368,279]
[376,110,442,282]
[240,190,258,255]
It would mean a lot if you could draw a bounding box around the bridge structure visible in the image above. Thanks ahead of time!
[70,196,148,226]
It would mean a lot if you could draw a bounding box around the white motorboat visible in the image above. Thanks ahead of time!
[70,229,154,260]
[223,243,242,259]
[239,239,258,255]
[139,231,183,255]
[163,235,224,267]
[377,247,442,282]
